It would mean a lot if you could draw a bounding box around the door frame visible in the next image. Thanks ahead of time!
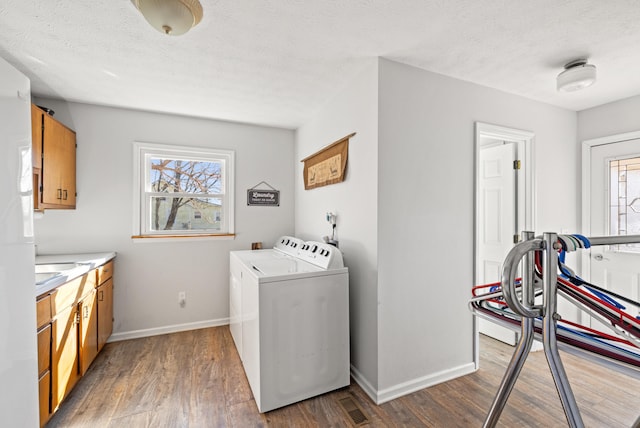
[474,122,535,365]
[581,130,640,285]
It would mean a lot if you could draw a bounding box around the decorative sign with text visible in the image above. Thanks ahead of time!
[301,132,355,190]
[247,181,280,206]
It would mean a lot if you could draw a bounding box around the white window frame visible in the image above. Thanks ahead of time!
[132,141,235,240]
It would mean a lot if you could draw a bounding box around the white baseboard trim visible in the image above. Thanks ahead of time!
[350,364,378,404]
[352,362,477,405]
[108,318,229,343]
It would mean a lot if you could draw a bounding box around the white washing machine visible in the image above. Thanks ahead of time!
[229,236,349,412]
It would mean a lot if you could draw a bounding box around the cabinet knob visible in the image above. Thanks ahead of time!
[57,188,62,200]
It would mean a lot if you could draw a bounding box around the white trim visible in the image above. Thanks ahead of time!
[473,122,535,365]
[352,363,477,405]
[475,122,536,232]
[131,235,236,243]
[107,318,229,343]
[349,365,378,403]
[581,130,640,286]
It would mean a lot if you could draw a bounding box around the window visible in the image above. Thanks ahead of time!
[609,157,640,253]
[609,156,640,252]
[133,142,234,238]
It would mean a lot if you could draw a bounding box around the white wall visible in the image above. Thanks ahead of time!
[294,60,380,391]
[375,59,577,399]
[33,99,295,338]
[578,94,640,143]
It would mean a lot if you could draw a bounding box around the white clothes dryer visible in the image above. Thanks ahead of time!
[229,236,349,412]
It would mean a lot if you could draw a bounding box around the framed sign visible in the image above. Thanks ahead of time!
[301,132,355,190]
[247,181,280,206]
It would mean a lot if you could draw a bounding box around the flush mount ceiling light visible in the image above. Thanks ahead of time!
[557,59,597,92]
[132,0,203,36]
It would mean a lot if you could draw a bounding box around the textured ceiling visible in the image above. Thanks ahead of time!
[1,1,640,129]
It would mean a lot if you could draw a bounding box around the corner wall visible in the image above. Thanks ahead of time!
[294,59,380,393]
[33,99,295,338]
[376,58,577,399]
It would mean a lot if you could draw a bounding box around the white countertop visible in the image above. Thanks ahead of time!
[35,252,116,297]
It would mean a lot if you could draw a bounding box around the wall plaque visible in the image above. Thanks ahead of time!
[247,181,280,206]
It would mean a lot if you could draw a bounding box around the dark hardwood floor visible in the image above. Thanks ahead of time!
[46,326,640,427]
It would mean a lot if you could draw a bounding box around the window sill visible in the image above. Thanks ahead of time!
[131,233,235,243]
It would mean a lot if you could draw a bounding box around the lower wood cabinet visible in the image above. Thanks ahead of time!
[38,371,50,426]
[52,303,80,412]
[36,324,51,426]
[80,288,98,375]
[36,294,52,427]
[97,278,113,352]
[36,259,115,426]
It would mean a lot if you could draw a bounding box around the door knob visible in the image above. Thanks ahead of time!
[593,254,604,261]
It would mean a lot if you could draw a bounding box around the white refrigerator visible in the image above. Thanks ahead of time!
[0,56,39,426]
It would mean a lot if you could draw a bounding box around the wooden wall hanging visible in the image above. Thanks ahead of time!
[300,132,355,190]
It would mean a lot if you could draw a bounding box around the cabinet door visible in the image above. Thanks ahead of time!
[97,278,113,352]
[41,115,76,208]
[52,304,80,411]
[31,105,44,211]
[31,104,43,170]
[38,370,51,427]
[41,116,66,206]
[37,324,51,376]
[60,127,76,207]
[80,289,98,375]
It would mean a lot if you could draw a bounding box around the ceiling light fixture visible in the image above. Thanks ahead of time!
[557,59,597,92]
[132,0,203,36]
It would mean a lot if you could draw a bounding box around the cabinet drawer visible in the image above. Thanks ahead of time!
[36,295,51,329]
[37,324,51,376]
[97,260,114,285]
[38,370,50,427]
[51,273,95,315]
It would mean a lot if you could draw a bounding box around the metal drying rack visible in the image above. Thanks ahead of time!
[470,231,640,428]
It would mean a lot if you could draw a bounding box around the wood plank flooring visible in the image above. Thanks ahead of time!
[46,327,640,427]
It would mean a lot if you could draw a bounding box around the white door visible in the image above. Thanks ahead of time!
[587,138,640,329]
[477,142,519,344]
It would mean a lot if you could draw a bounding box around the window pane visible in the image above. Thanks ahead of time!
[609,157,640,252]
[149,158,223,194]
[149,196,223,231]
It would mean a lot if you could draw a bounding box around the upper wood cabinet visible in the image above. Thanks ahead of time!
[31,104,43,170]
[31,104,76,210]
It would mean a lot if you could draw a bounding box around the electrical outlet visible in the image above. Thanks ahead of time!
[178,291,186,308]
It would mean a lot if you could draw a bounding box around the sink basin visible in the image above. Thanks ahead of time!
[35,262,83,274]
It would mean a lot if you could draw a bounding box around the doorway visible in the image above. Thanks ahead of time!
[474,123,534,352]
